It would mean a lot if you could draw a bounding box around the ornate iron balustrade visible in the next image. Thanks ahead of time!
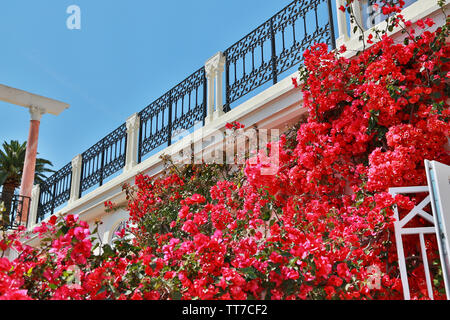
[79,123,128,197]
[224,0,335,111]
[33,0,336,224]
[0,193,31,230]
[138,67,207,162]
[37,162,72,222]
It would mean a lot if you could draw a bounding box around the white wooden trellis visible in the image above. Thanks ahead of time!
[390,186,437,300]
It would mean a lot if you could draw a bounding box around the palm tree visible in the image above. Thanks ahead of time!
[0,140,54,228]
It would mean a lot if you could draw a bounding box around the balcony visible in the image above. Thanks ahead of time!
[22,0,448,233]
[0,192,31,230]
[30,0,338,227]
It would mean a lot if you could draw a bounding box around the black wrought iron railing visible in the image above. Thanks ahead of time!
[224,0,335,111]
[79,123,127,197]
[36,0,336,221]
[0,193,31,230]
[138,67,207,162]
[37,162,72,223]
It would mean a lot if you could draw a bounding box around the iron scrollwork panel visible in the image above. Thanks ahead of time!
[225,0,332,108]
[273,0,331,75]
[170,68,206,134]
[138,68,206,161]
[171,104,204,135]
[37,162,72,222]
[276,25,331,75]
[79,123,127,196]
[139,91,172,160]
[0,193,31,230]
[35,0,337,223]
[225,20,273,106]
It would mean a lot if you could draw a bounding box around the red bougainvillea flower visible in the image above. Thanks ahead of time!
[0,0,448,301]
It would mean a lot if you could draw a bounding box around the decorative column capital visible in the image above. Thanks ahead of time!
[31,184,40,198]
[29,106,45,121]
[205,52,226,78]
[71,154,82,169]
[205,52,226,123]
[126,113,140,132]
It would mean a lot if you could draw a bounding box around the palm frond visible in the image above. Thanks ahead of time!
[0,140,54,191]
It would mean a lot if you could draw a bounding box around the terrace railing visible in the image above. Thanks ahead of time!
[0,193,31,230]
[79,123,127,197]
[37,163,72,222]
[34,0,337,224]
[138,67,207,162]
[224,0,335,111]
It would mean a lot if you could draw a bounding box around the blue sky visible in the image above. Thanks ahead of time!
[0,0,296,171]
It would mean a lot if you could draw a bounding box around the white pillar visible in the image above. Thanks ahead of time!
[205,52,226,124]
[28,184,40,229]
[205,60,215,124]
[125,113,140,172]
[214,53,226,119]
[69,154,82,204]
[351,0,364,37]
[335,0,350,46]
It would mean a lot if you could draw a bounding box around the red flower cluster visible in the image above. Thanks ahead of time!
[225,121,245,130]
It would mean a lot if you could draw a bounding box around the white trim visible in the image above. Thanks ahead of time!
[22,69,304,245]
[338,0,448,53]
[390,186,439,300]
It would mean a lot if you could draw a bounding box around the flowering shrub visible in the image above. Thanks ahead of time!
[225,121,246,130]
[0,0,449,300]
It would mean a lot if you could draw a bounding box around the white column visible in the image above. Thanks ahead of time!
[350,0,364,37]
[125,113,140,172]
[28,184,40,229]
[205,59,216,124]
[214,52,226,119]
[205,52,226,124]
[335,0,350,46]
[69,154,82,204]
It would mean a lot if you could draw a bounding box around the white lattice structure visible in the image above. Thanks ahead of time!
[390,186,438,300]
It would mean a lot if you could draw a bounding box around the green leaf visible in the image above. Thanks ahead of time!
[431,91,442,99]
[92,242,100,251]
[261,209,271,221]
[102,244,115,257]
[66,274,75,284]
[283,279,297,296]
[367,109,381,135]
[172,291,182,300]
[48,283,58,290]
[241,267,258,280]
